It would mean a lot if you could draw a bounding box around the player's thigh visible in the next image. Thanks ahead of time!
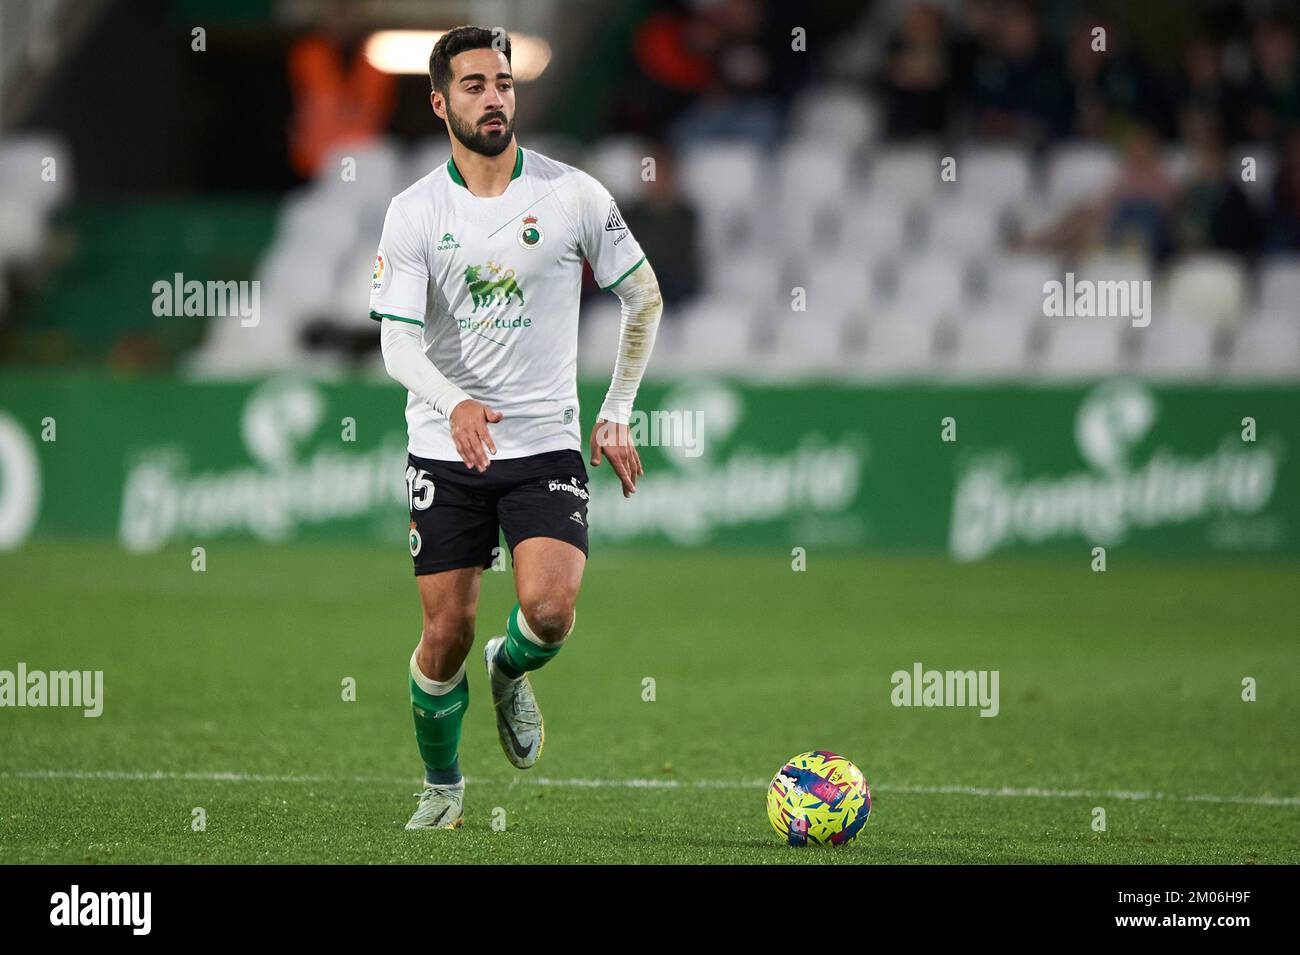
[416,565,484,631]
[510,537,586,638]
[407,453,499,577]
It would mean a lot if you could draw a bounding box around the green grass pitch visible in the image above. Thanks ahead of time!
[1,540,1297,864]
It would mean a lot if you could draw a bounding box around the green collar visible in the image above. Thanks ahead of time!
[447,145,523,190]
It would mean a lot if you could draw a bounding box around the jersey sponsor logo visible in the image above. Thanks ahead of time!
[547,477,589,501]
[436,232,461,251]
[370,251,385,290]
[517,214,544,249]
[464,262,525,310]
[604,199,626,232]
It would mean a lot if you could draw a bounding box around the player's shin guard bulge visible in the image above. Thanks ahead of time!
[495,602,568,677]
[408,650,468,786]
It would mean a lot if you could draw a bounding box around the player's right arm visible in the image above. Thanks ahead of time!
[370,198,501,472]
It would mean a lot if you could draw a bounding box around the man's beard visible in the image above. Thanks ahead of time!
[449,108,515,157]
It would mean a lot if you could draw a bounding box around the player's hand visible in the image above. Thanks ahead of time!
[449,399,502,472]
[589,418,643,498]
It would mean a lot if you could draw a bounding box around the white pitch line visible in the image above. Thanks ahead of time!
[2,769,1298,808]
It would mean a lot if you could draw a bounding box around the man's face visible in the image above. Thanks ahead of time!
[434,47,516,157]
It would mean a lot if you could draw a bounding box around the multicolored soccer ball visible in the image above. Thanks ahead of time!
[766,751,871,846]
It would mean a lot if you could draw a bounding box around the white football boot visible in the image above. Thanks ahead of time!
[404,780,464,830]
[484,636,544,769]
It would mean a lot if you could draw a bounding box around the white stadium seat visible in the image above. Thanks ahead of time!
[868,144,941,207]
[893,253,969,315]
[1164,253,1247,327]
[1228,322,1300,379]
[924,202,1003,256]
[0,133,73,211]
[787,86,879,153]
[585,136,652,204]
[1045,142,1118,212]
[1257,256,1300,314]
[839,192,910,258]
[982,253,1060,317]
[851,304,942,376]
[1039,319,1127,378]
[679,143,766,212]
[948,307,1036,378]
[957,144,1033,212]
[1138,315,1218,378]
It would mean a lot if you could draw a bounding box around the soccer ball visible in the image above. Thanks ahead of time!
[766,751,871,847]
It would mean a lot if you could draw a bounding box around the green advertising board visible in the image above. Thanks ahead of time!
[0,372,1294,560]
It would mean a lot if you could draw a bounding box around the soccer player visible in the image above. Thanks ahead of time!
[369,26,662,829]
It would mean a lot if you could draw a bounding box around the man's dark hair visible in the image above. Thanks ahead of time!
[429,26,511,93]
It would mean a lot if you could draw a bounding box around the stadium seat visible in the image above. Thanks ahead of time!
[585,135,652,204]
[703,250,786,309]
[679,143,766,212]
[1138,315,1219,378]
[1227,321,1300,379]
[947,307,1037,378]
[1257,256,1300,315]
[1045,141,1118,213]
[1076,251,1153,288]
[956,144,1033,212]
[981,253,1061,318]
[786,86,879,154]
[1164,253,1247,327]
[924,202,1004,256]
[0,133,73,212]
[316,139,402,207]
[851,304,942,376]
[670,296,762,374]
[404,137,450,186]
[801,256,874,315]
[839,192,911,258]
[892,253,969,316]
[757,307,853,378]
[868,144,941,208]
[1039,319,1127,378]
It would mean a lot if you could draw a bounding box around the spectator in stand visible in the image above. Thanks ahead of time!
[286,1,396,180]
[966,0,1073,145]
[1025,125,1178,260]
[668,0,784,151]
[1244,20,1300,143]
[1177,38,1246,147]
[619,146,700,308]
[1266,129,1300,251]
[1173,133,1263,256]
[880,2,955,138]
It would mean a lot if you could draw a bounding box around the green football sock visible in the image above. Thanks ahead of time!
[409,651,468,785]
[493,603,566,679]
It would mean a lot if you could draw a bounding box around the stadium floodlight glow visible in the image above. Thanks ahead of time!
[364,31,552,81]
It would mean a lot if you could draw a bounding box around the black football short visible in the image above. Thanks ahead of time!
[405,449,590,575]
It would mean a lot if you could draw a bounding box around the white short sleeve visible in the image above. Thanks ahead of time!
[576,172,646,291]
[369,199,429,326]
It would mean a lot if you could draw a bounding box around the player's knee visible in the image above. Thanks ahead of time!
[417,614,474,680]
[519,596,575,645]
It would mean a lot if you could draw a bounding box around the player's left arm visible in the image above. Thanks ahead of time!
[592,260,663,497]
[574,170,663,497]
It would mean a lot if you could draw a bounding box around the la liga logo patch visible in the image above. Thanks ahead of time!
[517,215,543,249]
[371,251,386,290]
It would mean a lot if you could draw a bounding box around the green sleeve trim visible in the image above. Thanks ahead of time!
[600,255,646,291]
[370,310,424,327]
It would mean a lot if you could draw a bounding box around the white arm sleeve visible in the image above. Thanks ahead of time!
[379,318,471,420]
[597,260,663,425]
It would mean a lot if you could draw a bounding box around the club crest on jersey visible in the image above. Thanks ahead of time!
[409,522,422,557]
[371,251,385,290]
[517,214,544,249]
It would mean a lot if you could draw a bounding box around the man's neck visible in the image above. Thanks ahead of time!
[449,139,519,197]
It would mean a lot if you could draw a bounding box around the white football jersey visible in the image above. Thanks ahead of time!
[369,145,645,460]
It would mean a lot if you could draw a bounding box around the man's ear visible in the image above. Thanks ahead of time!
[430,89,446,120]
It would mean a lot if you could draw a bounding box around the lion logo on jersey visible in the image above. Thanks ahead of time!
[463,263,525,310]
